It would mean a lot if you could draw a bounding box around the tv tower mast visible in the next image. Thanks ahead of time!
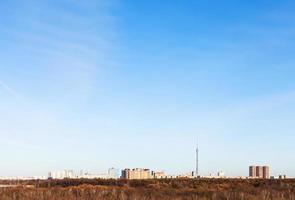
[196,141,199,178]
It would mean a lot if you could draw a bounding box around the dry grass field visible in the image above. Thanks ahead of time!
[0,178,294,200]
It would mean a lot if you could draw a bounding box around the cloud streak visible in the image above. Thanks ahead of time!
[12,0,117,102]
[0,80,18,97]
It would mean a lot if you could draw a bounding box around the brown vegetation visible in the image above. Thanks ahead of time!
[0,178,294,200]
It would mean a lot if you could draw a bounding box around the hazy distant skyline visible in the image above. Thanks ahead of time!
[1,0,295,177]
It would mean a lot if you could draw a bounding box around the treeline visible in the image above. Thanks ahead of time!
[0,179,294,200]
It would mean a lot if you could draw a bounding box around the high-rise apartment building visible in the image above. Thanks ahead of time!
[121,168,151,179]
[263,166,269,179]
[121,169,131,179]
[256,166,263,178]
[249,166,270,179]
[249,166,256,178]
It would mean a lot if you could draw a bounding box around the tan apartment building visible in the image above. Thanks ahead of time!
[121,168,151,179]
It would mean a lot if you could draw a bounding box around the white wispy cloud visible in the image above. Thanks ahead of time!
[0,80,18,97]
[13,0,117,102]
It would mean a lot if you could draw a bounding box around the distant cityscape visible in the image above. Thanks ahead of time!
[0,145,289,180]
[0,147,290,181]
[0,166,289,180]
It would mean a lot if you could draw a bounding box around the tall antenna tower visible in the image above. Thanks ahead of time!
[196,140,199,177]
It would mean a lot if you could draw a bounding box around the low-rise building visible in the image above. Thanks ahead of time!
[279,175,287,179]
[151,171,166,179]
[217,171,225,178]
[49,170,76,179]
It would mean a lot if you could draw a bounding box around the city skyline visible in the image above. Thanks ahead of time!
[3,164,291,180]
[0,144,288,179]
[1,0,295,177]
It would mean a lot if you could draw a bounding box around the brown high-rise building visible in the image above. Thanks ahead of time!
[249,166,270,179]
[256,166,263,178]
[263,166,270,179]
[249,166,256,178]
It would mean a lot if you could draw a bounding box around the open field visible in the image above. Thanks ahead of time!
[0,179,295,200]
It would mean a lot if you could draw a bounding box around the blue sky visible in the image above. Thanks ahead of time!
[0,0,295,177]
